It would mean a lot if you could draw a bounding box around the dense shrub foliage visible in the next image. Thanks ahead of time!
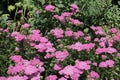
[0,0,120,80]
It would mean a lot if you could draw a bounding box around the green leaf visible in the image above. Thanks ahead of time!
[8,5,15,12]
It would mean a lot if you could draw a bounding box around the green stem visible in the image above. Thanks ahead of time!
[14,8,18,20]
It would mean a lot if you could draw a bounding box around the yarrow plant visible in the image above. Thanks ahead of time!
[0,2,120,80]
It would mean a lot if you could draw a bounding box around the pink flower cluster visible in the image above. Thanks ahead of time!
[75,60,91,70]
[44,4,55,12]
[91,26,105,35]
[11,31,26,41]
[53,4,83,26]
[6,55,45,80]
[99,60,115,68]
[21,23,31,29]
[55,50,69,61]
[58,60,91,80]
[98,37,114,47]
[96,47,117,54]
[113,32,120,41]
[110,28,118,34]
[69,42,95,52]
[0,28,9,33]
[28,30,56,53]
[89,71,100,80]
[50,28,64,38]
[46,75,57,80]
[59,65,81,80]
[50,28,84,39]
[70,4,79,13]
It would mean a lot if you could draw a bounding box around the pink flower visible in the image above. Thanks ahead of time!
[65,30,73,37]
[110,28,117,34]
[53,64,62,71]
[30,73,40,80]
[82,43,95,52]
[44,4,55,12]
[0,28,3,31]
[61,12,72,17]
[11,31,19,37]
[46,75,57,80]
[71,74,80,80]
[75,60,90,70]
[18,10,23,14]
[46,47,56,53]
[69,18,83,26]
[58,16,65,23]
[13,64,24,73]
[11,32,26,41]
[24,65,38,75]
[91,26,105,35]
[50,28,64,38]
[117,53,120,59]
[10,55,22,63]
[99,60,114,68]
[59,65,81,79]
[15,47,19,51]
[15,34,26,41]
[54,14,59,19]
[0,77,6,80]
[36,10,40,14]
[22,23,31,28]
[94,38,99,42]
[70,4,79,13]
[44,53,55,59]
[90,71,100,79]
[30,58,40,66]
[99,41,106,47]
[84,36,91,41]
[101,55,107,59]
[107,47,117,54]
[34,43,46,52]
[92,62,98,66]
[77,31,84,36]
[99,61,107,68]
[40,37,48,43]
[28,33,41,42]
[106,60,114,68]
[95,47,117,54]
[113,35,120,41]
[55,50,69,61]
[7,75,28,80]
[3,28,9,32]
[30,43,36,47]
[31,30,41,34]
[69,42,82,51]
[59,77,67,80]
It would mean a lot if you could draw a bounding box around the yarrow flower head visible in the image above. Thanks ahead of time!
[50,28,64,38]
[44,4,55,12]
[75,60,90,70]
[55,50,69,61]
[10,55,22,63]
[70,4,79,13]
[99,60,114,68]
[22,23,31,28]
[90,71,100,79]
[65,30,73,37]
[59,65,81,79]
[11,32,26,41]
[110,28,118,34]
[46,75,57,80]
